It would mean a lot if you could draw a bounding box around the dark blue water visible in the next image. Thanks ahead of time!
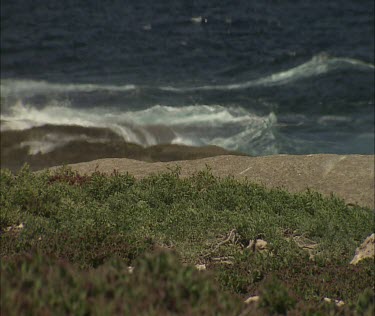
[1,0,374,157]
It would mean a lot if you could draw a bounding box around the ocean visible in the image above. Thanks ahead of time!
[1,0,374,170]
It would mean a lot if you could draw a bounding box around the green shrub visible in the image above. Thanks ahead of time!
[259,276,296,315]
[0,165,373,314]
[1,251,245,316]
[356,287,375,316]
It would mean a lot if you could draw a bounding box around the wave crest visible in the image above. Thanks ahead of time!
[2,54,373,99]
[160,54,375,92]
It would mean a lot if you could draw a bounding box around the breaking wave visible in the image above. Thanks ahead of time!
[1,101,278,156]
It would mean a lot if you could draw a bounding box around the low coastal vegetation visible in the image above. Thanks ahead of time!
[1,165,374,315]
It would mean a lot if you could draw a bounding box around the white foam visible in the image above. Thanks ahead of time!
[161,54,375,92]
[142,24,152,31]
[1,101,278,155]
[20,134,109,155]
[318,115,352,126]
[191,16,207,24]
[0,79,137,98]
[208,112,277,153]
[191,16,203,23]
[0,100,151,145]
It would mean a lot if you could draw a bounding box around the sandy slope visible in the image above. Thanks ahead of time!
[48,154,374,209]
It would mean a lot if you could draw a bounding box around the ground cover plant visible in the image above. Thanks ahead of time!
[1,165,374,315]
